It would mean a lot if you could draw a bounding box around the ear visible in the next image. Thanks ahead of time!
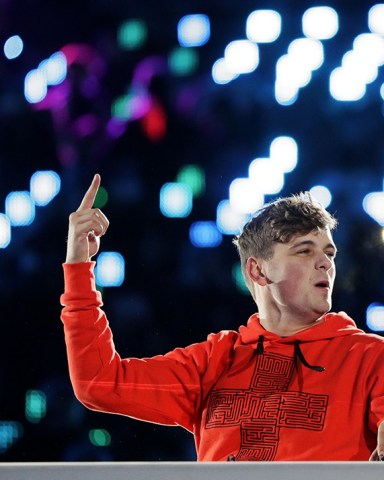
[246,257,268,286]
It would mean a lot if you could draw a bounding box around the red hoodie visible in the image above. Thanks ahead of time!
[60,262,384,461]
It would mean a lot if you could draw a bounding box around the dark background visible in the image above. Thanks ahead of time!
[1,0,384,462]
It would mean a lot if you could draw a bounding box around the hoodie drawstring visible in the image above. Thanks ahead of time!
[255,335,325,372]
[294,341,325,372]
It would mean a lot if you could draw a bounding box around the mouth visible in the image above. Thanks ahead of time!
[315,280,330,289]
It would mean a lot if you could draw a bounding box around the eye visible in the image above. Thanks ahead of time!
[326,251,336,258]
[297,249,310,255]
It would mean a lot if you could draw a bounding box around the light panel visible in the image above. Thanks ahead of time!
[246,10,281,43]
[366,303,384,331]
[177,14,210,47]
[0,214,11,248]
[160,183,192,218]
[5,191,35,226]
[189,221,222,248]
[30,171,61,206]
[4,35,23,60]
[95,252,125,287]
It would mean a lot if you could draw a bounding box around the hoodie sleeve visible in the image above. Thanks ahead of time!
[60,262,217,432]
[367,341,384,432]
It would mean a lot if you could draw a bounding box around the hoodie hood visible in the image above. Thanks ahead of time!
[239,311,364,346]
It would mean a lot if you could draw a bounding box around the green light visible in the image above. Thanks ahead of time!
[232,263,250,295]
[112,95,132,120]
[118,20,147,50]
[25,390,46,423]
[176,165,205,198]
[93,186,108,208]
[89,429,111,447]
[168,47,199,76]
[0,422,23,453]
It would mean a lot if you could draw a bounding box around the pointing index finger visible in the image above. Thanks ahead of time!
[77,174,101,211]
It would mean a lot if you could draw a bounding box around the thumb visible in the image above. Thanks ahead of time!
[77,174,101,211]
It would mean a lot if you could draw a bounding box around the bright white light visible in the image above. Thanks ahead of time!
[38,51,67,85]
[160,183,192,218]
[274,80,299,106]
[189,221,222,248]
[288,38,324,71]
[229,178,264,214]
[216,200,249,235]
[380,83,384,99]
[329,67,366,101]
[276,54,312,89]
[95,252,125,287]
[0,214,11,248]
[342,51,378,84]
[30,171,61,206]
[302,7,339,40]
[269,136,298,173]
[24,69,47,104]
[177,14,210,47]
[366,303,384,331]
[246,10,281,43]
[3,35,23,60]
[5,192,35,226]
[212,58,239,84]
[369,4,384,34]
[309,185,332,208]
[224,40,259,74]
[248,158,285,194]
[353,33,384,67]
[363,191,384,225]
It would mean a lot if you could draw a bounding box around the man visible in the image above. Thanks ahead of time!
[61,174,384,461]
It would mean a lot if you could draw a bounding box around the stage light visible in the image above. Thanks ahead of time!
[353,33,384,67]
[168,47,199,76]
[342,51,378,84]
[3,35,23,60]
[329,67,366,101]
[216,200,249,235]
[368,4,384,35]
[0,422,23,453]
[25,390,46,423]
[276,55,312,89]
[309,185,332,208]
[232,263,250,295]
[302,7,339,40]
[38,51,67,85]
[212,58,239,84]
[95,252,125,287]
[274,80,299,106]
[248,158,285,195]
[0,214,11,248]
[366,303,384,331]
[246,9,281,43]
[189,221,222,248]
[380,83,384,99]
[24,69,47,103]
[269,136,298,173]
[177,14,210,47]
[30,171,61,206]
[229,178,264,214]
[363,191,384,225]
[89,429,111,447]
[176,165,205,197]
[160,183,192,218]
[224,40,259,74]
[118,19,147,50]
[5,192,35,226]
[288,38,324,71]
[94,186,109,208]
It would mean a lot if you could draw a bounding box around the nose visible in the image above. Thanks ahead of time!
[315,252,333,271]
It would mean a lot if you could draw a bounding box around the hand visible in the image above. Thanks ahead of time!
[369,421,384,461]
[65,174,110,263]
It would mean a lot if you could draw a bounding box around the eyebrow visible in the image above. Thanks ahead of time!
[289,240,338,252]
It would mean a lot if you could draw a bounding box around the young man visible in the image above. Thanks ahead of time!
[61,174,384,461]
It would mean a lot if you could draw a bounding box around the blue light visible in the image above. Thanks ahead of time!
[0,422,23,453]
[5,192,35,226]
[160,183,192,218]
[366,303,384,331]
[24,69,47,104]
[95,252,125,287]
[246,10,281,43]
[177,14,210,47]
[363,191,384,226]
[30,171,61,206]
[0,214,11,248]
[4,35,23,60]
[216,200,249,235]
[309,185,332,208]
[38,51,67,86]
[189,221,222,248]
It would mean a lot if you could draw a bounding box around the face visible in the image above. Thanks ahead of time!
[257,229,337,322]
